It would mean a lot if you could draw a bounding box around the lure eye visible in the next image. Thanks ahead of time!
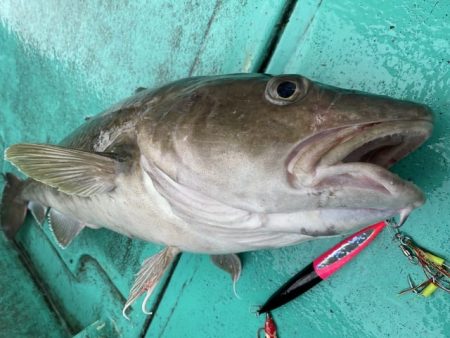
[265,76,310,105]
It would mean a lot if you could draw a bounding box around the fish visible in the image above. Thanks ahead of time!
[0,73,433,317]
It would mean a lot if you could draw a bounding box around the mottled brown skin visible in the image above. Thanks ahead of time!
[135,74,430,213]
[9,73,432,254]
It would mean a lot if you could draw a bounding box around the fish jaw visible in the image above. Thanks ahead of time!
[288,118,432,223]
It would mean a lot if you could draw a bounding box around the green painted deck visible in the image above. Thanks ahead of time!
[0,1,449,337]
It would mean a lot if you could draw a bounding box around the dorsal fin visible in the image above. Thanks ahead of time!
[5,144,122,197]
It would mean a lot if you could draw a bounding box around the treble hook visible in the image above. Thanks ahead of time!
[401,274,443,297]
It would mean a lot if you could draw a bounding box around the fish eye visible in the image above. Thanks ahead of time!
[276,81,297,98]
[265,76,310,105]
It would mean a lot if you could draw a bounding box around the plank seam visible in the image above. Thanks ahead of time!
[256,0,299,72]
[13,239,73,337]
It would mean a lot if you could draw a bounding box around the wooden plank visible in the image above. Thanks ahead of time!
[0,235,68,337]
[0,0,288,336]
[152,1,450,337]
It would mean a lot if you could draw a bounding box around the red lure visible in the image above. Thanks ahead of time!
[259,221,387,313]
[258,313,277,338]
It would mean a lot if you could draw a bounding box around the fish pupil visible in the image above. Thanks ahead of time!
[276,81,297,98]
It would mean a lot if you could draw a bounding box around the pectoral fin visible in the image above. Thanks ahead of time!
[5,144,121,197]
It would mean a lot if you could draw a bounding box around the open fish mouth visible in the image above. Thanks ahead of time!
[318,120,432,169]
[287,119,433,202]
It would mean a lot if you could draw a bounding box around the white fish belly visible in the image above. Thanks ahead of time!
[31,164,399,254]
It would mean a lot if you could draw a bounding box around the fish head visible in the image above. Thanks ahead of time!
[277,75,433,216]
[141,74,432,233]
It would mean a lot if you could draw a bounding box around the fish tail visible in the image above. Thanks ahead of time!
[1,173,28,238]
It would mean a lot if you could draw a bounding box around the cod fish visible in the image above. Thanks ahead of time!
[1,74,432,316]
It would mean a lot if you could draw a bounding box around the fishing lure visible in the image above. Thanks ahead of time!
[394,229,450,296]
[257,312,277,338]
[258,221,387,313]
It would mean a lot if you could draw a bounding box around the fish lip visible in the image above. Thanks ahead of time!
[318,119,433,168]
[286,118,433,194]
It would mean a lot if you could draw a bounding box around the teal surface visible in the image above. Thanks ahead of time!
[0,234,67,337]
[0,1,449,337]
